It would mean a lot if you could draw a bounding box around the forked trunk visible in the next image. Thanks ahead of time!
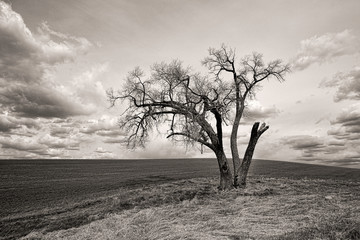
[237,122,269,188]
[215,150,233,190]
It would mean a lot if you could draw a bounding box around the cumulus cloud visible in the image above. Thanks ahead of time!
[243,101,280,122]
[80,116,117,134]
[50,126,73,138]
[0,1,115,159]
[282,135,336,160]
[103,137,126,144]
[0,84,94,118]
[282,135,325,151]
[0,2,96,118]
[0,116,18,132]
[0,3,91,82]
[38,134,80,150]
[331,103,360,127]
[94,147,111,154]
[327,156,360,167]
[72,63,109,105]
[97,129,125,137]
[0,116,86,158]
[78,115,130,145]
[328,140,346,147]
[0,113,129,159]
[327,127,359,141]
[80,115,126,140]
[0,133,73,158]
[0,131,87,158]
[281,104,360,167]
[320,66,360,102]
[282,133,358,164]
[88,147,116,159]
[0,114,20,132]
[0,113,40,133]
[0,136,44,152]
[291,30,359,70]
[328,103,360,141]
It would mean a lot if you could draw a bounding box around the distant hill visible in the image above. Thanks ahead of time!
[248,159,360,181]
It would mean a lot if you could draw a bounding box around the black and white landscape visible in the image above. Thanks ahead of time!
[0,1,359,239]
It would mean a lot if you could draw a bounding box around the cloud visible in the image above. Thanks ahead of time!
[0,126,89,158]
[331,103,360,127]
[0,84,94,118]
[38,134,80,150]
[328,140,346,147]
[282,133,356,162]
[280,104,360,167]
[0,113,40,133]
[0,2,90,82]
[80,115,123,135]
[327,128,359,141]
[0,2,95,118]
[326,157,360,168]
[123,136,199,159]
[77,115,130,146]
[0,116,92,158]
[103,137,126,144]
[0,113,128,159]
[96,129,125,137]
[90,147,116,159]
[0,2,91,79]
[72,63,109,108]
[291,30,359,70]
[282,135,325,151]
[50,126,73,138]
[94,147,111,154]
[0,136,44,152]
[243,101,280,122]
[328,103,360,141]
[282,134,351,163]
[0,133,74,158]
[320,66,360,102]
[0,115,20,132]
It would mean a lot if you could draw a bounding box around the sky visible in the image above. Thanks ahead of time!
[0,0,359,168]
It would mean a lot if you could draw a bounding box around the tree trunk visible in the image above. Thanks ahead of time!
[238,122,269,188]
[231,105,245,188]
[231,119,241,188]
[215,150,233,190]
[210,108,233,190]
[238,134,258,187]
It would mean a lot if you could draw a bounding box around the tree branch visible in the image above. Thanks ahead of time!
[166,132,215,150]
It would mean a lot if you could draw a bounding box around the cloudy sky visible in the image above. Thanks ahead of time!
[0,0,359,168]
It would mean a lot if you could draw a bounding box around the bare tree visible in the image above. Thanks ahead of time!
[108,46,290,190]
[203,45,290,187]
[108,60,234,189]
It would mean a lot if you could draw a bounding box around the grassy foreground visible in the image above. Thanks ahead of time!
[20,176,360,240]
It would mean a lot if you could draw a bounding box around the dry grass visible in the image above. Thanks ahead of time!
[20,176,360,240]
